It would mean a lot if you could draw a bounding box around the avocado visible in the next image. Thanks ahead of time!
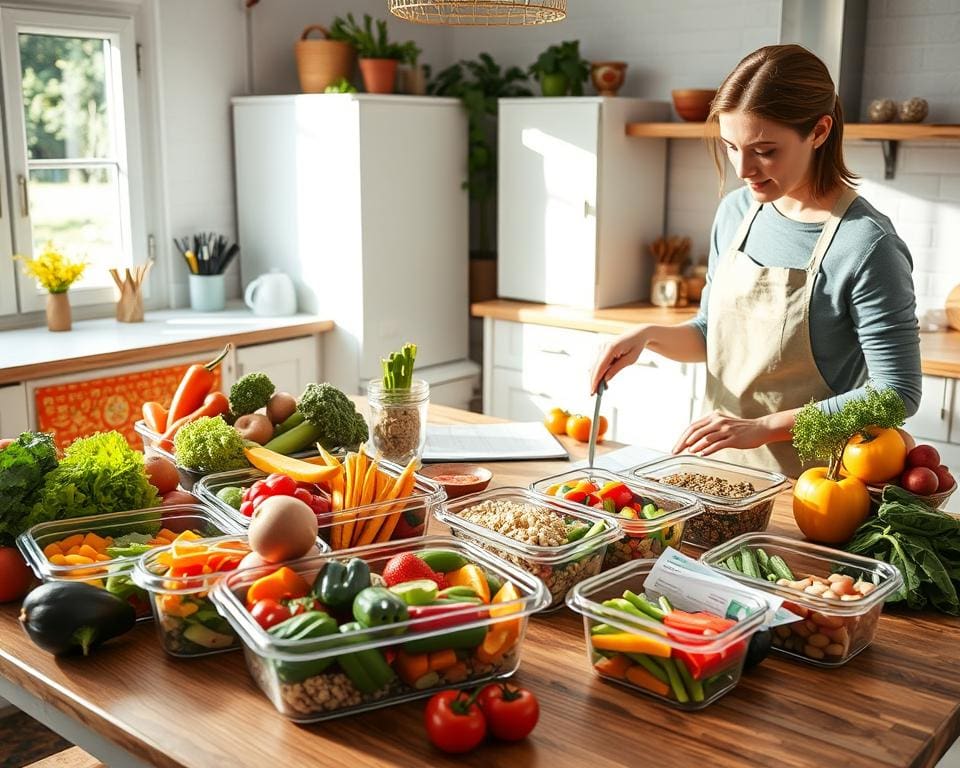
[182,622,235,649]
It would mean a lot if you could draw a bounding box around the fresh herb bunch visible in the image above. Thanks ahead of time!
[846,485,960,615]
[381,343,417,390]
[792,386,905,479]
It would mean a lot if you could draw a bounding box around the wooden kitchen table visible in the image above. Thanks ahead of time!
[2,403,959,768]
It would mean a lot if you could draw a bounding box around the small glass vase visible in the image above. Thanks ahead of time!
[46,291,72,331]
[367,379,429,466]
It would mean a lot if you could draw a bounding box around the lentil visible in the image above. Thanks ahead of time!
[660,472,756,499]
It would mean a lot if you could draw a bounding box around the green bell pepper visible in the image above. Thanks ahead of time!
[315,558,371,608]
[352,586,409,629]
[336,621,396,694]
[267,610,339,683]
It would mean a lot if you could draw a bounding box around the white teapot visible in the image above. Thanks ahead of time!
[244,270,298,317]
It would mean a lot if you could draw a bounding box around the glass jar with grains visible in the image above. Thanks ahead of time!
[367,378,429,466]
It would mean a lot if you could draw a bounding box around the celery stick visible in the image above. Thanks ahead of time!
[674,657,705,702]
[626,653,670,685]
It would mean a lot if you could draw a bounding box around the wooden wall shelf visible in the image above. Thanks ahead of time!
[625,122,960,179]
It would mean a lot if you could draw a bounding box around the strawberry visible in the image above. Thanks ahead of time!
[382,552,444,588]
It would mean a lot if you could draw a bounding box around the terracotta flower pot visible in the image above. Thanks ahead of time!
[359,58,398,94]
[46,291,72,332]
[591,61,627,96]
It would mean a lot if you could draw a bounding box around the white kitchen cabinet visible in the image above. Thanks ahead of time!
[497,97,668,309]
[0,383,28,436]
[906,374,953,443]
[484,318,699,450]
[235,336,321,398]
[233,94,471,396]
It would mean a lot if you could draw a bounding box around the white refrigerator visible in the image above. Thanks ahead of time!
[232,94,478,406]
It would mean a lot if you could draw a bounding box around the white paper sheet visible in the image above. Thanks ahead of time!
[422,422,568,462]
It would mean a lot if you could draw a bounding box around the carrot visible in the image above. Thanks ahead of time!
[142,401,169,433]
[595,654,632,680]
[373,463,419,543]
[625,665,672,697]
[158,391,230,452]
[167,344,232,424]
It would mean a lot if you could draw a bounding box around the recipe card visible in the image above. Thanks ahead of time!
[645,548,801,628]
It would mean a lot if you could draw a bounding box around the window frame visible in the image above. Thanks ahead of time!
[0,6,148,313]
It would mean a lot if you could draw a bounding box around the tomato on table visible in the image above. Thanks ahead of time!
[476,683,539,742]
[424,690,487,754]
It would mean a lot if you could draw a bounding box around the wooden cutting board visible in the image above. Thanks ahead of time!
[947,284,960,331]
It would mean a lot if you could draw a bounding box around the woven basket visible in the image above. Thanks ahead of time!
[867,482,956,511]
[295,25,355,93]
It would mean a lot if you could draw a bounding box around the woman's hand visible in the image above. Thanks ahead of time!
[672,411,776,457]
[590,327,648,394]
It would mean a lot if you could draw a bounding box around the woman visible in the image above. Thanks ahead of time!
[590,44,921,478]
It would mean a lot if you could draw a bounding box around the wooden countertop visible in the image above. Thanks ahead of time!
[0,306,334,385]
[1,403,958,768]
[472,298,960,378]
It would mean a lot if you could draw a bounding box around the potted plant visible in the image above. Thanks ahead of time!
[529,40,590,97]
[331,13,414,94]
[428,53,531,272]
[13,242,87,331]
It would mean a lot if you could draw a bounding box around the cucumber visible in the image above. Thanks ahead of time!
[755,547,771,576]
[740,547,759,579]
[183,622,234,649]
[415,550,469,573]
[769,555,795,581]
[724,555,742,573]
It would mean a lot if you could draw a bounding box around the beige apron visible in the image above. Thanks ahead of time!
[702,186,858,478]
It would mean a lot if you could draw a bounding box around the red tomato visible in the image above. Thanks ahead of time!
[265,473,298,497]
[424,690,487,754]
[250,598,291,629]
[476,683,539,741]
[0,547,34,603]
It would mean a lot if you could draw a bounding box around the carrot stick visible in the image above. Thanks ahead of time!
[374,464,420,543]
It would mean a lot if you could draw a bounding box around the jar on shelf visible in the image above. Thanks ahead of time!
[367,379,429,466]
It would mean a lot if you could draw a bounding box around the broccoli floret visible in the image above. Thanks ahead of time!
[229,372,275,417]
[173,416,248,473]
[297,382,367,448]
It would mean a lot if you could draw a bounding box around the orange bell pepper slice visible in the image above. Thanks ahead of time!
[245,566,310,608]
[446,564,491,604]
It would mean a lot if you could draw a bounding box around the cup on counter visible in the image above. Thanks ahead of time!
[188,273,226,312]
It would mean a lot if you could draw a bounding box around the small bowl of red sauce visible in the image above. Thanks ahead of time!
[420,463,493,499]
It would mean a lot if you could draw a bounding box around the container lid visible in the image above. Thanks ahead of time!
[530,468,701,535]
[17,503,244,581]
[210,534,550,661]
[627,455,789,510]
[434,486,622,565]
[565,558,766,653]
[700,532,903,616]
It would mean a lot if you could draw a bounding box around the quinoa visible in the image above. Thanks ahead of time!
[660,472,756,499]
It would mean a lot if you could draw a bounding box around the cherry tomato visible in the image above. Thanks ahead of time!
[565,414,592,442]
[0,547,34,603]
[250,598,291,629]
[265,473,298,497]
[476,683,539,742]
[239,500,255,518]
[424,690,487,754]
[544,407,570,436]
[293,487,315,505]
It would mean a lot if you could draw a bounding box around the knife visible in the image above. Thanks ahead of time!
[588,378,606,468]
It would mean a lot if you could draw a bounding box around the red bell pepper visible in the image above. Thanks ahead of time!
[663,610,736,634]
[563,490,588,504]
[597,481,635,509]
[407,602,488,633]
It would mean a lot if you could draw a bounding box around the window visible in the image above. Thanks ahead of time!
[0,7,146,315]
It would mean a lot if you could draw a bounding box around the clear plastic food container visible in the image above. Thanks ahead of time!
[627,456,788,549]
[700,533,903,667]
[195,464,446,550]
[530,469,701,569]
[209,535,550,722]
[566,559,766,709]
[17,504,243,621]
[434,487,622,610]
[135,419,175,462]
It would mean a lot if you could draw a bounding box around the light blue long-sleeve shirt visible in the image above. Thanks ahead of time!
[689,186,922,417]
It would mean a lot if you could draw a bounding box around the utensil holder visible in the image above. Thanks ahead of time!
[188,274,226,312]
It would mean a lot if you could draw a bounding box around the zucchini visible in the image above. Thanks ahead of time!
[724,555,742,573]
[740,547,759,579]
[755,547,771,576]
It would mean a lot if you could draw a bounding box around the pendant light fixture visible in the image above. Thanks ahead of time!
[388,0,567,26]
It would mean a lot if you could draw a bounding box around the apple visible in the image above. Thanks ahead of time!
[906,444,941,471]
[901,466,939,496]
[933,464,956,493]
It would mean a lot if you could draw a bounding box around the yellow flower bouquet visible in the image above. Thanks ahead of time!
[14,243,87,293]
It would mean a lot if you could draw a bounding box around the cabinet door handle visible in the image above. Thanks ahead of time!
[17,175,29,217]
[942,378,950,421]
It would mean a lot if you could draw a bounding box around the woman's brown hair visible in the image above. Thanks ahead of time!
[707,44,858,199]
